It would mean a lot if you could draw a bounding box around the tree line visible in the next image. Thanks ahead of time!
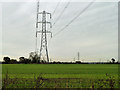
[2,52,118,64]
[3,52,41,64]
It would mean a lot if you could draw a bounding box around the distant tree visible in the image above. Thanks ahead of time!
[10,59,17,64]
[111,58,115,63]
[29,52,40,63]
[3,57,10,64]
[41,60,47,64]
[24,58,31,64]
[19,57,31,64]
[19,57,25,63]
[76,61,81,64]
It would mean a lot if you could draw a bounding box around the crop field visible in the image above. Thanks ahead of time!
[2,64,119,88]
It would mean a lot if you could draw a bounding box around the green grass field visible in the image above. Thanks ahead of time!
[2,64,119,88]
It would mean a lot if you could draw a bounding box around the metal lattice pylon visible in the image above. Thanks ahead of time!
[36,1,52,63]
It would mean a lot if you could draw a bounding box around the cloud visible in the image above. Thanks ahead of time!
[1,2,118,62]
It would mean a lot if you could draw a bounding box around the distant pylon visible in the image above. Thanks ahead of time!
[36,1,52,63]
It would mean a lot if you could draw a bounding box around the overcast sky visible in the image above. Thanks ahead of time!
[1,1,118,62]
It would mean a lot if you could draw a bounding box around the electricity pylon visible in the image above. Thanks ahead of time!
[36,1,52,63]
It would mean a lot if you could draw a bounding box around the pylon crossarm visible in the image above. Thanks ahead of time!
[46,12,52,19]
[46,22,52,28]
[37,31,52,34]
[38,12,43,14]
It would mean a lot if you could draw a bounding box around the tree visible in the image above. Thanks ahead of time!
[19,57,31,64]
[10,59,17,64]
[19,57,25,63]
[3,57,10,64]
[76,61,81,64]
[111,58,115,63]
[29,52,40,63]
[24,58,31,64]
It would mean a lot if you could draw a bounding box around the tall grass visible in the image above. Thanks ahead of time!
[2,73,119,88]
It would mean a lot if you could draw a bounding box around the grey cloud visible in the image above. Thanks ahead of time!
[1,2,118,62]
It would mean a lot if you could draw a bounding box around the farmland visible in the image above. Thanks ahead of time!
[2,64,119,88]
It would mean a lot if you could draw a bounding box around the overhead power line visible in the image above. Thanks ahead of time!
[53,0,95,37]
[52,0,61,17]
[35,0,40,52]
[53,0,71,26]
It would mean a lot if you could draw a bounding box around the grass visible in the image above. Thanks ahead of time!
[2,64,119,88]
